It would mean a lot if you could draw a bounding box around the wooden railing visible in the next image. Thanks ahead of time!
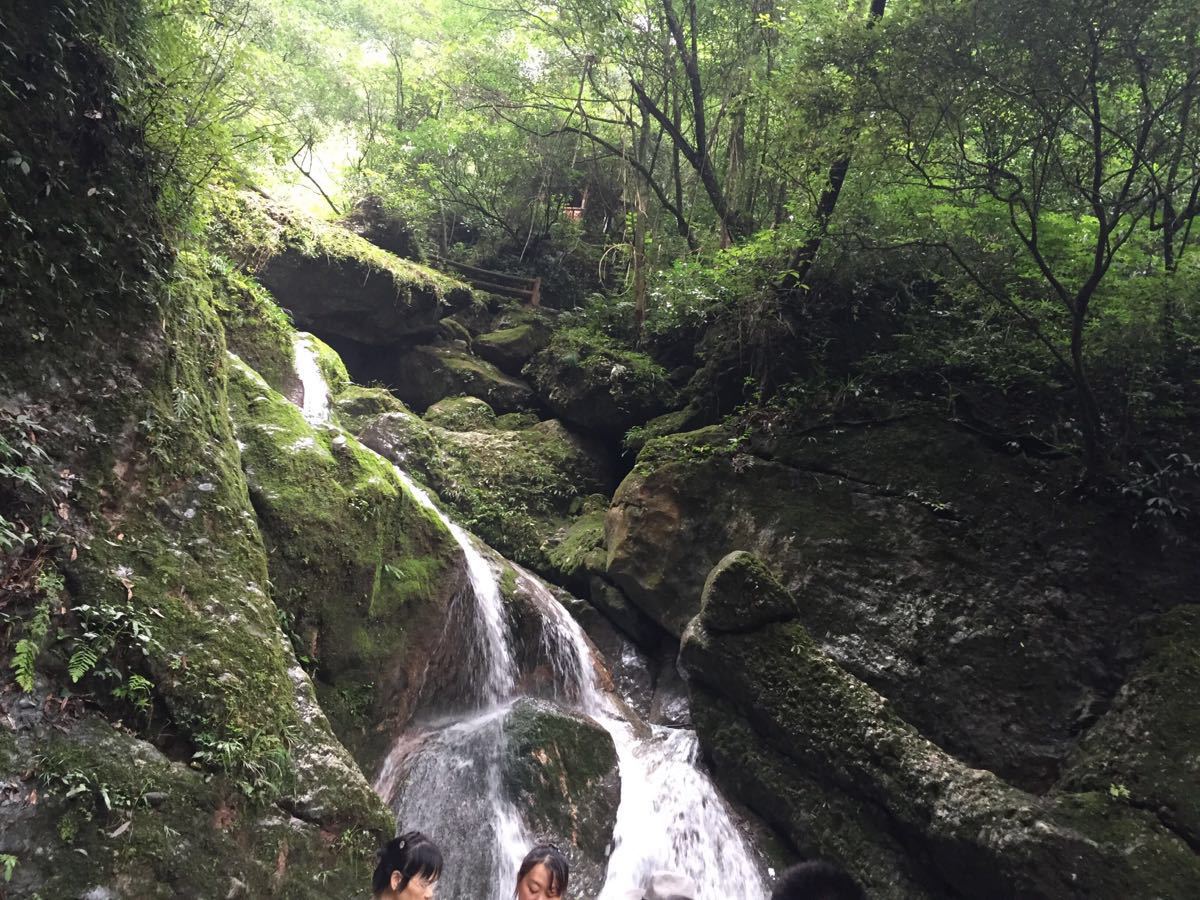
[433,257,541,306]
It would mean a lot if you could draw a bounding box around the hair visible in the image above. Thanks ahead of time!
[516,843,569,897]
[373,831,443,895]
[770,861,865,900]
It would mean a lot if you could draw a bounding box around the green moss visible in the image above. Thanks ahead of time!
[333,385,409,432]
[495,411,542,430]
[310,333,351,397]
[424,396,497,431]
[632,424,733,475]
[623,405,701,453]
[227,358,460,761]
[545,508,607,588]
[209,260,297,393]
[524,326,676,434]
[211,189,464,308]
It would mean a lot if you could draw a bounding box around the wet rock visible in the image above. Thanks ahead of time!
[1058,603,1200,846]
[682,554,1200,898]
[502,698,620,897]
[608,414,1199,790]
[648,647,692,728]
[588,575,664,652]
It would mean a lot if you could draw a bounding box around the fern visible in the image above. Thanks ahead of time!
[13,639,38,692]
[68,647,99,683]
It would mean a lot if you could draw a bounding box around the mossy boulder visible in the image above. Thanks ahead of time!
[214,190,471,344]
[525,329,676,438]
[544,501,608,593]
[1,713,385,899]
[227,359,465,767]
[475,322,551,376]
[501,698,620,897]
[424,395,498,431]
[608,413,1200,790]
[332,385,410,433]
[358,413,615,575]
[682,555,1200,898]
[383,344,536,413]
[700,551,799,633]
[622,403,708,454]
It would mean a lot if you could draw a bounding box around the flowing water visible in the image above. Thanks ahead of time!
[289,341,768,899]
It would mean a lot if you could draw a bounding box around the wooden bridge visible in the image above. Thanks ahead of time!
[433,257,541,306]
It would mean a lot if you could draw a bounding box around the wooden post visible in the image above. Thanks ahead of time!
[530,277,541,307]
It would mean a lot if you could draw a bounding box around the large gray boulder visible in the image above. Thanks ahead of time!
[682,553,1200,898]
[607,413,1200,791]
[501,699,620,898]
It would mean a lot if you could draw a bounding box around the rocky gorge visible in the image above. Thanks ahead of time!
[3,5,1199,898]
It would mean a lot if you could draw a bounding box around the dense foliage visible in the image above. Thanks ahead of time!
[6,0,1199,482]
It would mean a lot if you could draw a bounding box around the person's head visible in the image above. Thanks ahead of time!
[373,831,443,900]
[515,843,569,900]
[770,861,864,900]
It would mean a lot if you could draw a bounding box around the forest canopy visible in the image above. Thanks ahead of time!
[37,0,1200,483]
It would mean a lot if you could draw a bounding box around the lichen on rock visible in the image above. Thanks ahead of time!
[682,552,1200,898]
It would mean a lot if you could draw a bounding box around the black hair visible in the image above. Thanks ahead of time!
[516,843,569,897]
[771,861,865,900]
[373,830,443,895]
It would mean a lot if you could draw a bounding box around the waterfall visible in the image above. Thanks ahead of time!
[515,570,768,900]
[288,348,768,899]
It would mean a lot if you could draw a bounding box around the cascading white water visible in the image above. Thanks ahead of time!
[515,569,768,900]
[292,334,331,425]
[288,348,768,899]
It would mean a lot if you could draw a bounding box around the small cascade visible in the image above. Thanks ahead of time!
[376,466,528,896]
[292,334,331,425]
[288,349,768,899]
[516,569,768,900]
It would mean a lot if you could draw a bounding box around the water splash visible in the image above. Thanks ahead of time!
[517,569,768,900]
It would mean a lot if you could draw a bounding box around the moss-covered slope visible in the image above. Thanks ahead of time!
[227,359,465,768]
[0,5,391,892]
